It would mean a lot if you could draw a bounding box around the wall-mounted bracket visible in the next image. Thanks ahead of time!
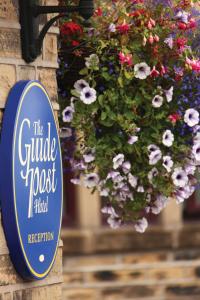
[19,0,94,63]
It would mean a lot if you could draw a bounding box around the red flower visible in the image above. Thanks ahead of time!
[117,23,130,34]
[129,9,145,17]
[186,58,200,72]
[176,37,187,52]
[71,40,80,47]
[168,113,181,124]
[60,22,83,36]
[95,7,103,17]
[178,22,187,30]
[119,52,133,66]
[150,66,160,78]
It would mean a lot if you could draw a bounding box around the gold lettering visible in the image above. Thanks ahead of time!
[28,232,54,244]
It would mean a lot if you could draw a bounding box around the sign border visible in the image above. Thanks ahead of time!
[0,80,63,280]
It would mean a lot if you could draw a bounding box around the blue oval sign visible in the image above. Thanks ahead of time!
[0,81,63,280]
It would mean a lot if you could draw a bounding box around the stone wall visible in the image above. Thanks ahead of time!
[62,225,200,300]
[0,0,62,299]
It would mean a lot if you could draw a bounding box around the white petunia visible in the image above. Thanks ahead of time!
[134,62,151,80]
[184,109,199,127]
[172,167,188,187]
[83,173,99,188]
[100,188,110,197]
[135,217,148,233]
[148,167,158,183]
[107,171,124,183]
[152,95,164,108]
[163,156,174,173]
[128,135,138,145]
[122,161,131,174]
[149,149,162,165]
[62,106,74,122]
[175,10,189,24]
[137,186,144,193]
[108,23,116,32]
[192,143,200,161]
[80,87,97,104]
[184,162,196,175]
[101,205,118,217]
[175,185,195,204]
[83,149,95,163]
[128,173,138,188]
[74,79,89,92]
[165,86,174,102]
[162,130,174,147]
[70,178,81,185]
[85,54,99,69]
[113,154,125,169]
[148,144,160,153]
[193,132,200,145]
[164,36,174,49]
[59,127,72,138]
[151,194,168,214]
[107,215,121,229]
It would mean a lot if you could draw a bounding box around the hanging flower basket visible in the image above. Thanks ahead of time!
[60,0,200,233]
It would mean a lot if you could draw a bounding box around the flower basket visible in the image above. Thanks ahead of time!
[59,0,200,233]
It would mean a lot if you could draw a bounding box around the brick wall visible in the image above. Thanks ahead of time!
[62,225,200,300]
[0,0,62,299]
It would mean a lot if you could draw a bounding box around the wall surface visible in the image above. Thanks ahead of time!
[62,225,200,300]
[0,0,62,299]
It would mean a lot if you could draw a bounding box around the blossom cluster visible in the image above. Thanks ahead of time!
[60,0,200,233]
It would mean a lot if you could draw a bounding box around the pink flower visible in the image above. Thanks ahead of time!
[148,34,154,44]
[160,65,167,76]
[150,66,160,78]
[150,18,156,27]
[147,18,156,29]
[186,58,200,72]
[187,18,196,29]
[154,35,160,42]
[168,113,181,124]
[119,52,133,66]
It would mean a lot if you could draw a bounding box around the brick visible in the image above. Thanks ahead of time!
[94,229,173,253]
[18,66,36,81]
[0,64,16,105]
[174,250,200,261]
[102,286,156,299]
[0,293,12,300]
[44,34,58,62]
[146,266,195,281]
[166,285,200,296]
[63,272,84,284]
[0,29,21,58]
[122,252,167,264]
[63,255,116,269]
[179,225,200,248]
[22,284,62,300]
[37,68,58,102]
[13,290,22,300]
[63,288,98,300]
[0,0,18,20]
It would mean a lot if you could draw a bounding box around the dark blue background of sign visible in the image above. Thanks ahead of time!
[0,81,63,280]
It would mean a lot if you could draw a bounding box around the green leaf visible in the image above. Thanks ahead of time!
[79,68,88,75]
[118,76,123,88]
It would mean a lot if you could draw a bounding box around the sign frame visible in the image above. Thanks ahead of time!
[0,80,63,280]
